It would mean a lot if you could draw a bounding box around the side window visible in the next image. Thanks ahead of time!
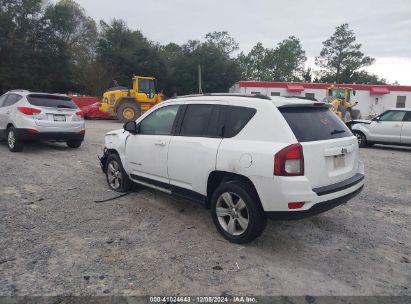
[379,110,407,122]
[305,93,315,99]
[223,106,257,138]
[139,105,179,135]
[396,96,406,108]
[404,111,411,122]
[0,94,8,107]
[3,94,19,107]
[180,104,215,137]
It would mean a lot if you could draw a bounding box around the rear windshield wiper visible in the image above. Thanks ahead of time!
[330,129,346,135]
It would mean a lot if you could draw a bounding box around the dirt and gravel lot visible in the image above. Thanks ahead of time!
[0,120,410,296]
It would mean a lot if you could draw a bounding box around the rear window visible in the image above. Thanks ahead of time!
[27,94,77,109]
[223,106,256,138]
[279,107,351,142]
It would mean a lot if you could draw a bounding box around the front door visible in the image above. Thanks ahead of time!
[124,104,180,184]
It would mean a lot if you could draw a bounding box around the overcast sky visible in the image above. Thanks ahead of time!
[74,0,411,85]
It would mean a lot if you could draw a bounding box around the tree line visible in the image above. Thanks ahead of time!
[0,0,390,97]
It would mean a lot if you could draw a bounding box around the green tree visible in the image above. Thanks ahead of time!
[0,0,43,92]
[350,70,388,85]
[315,23,375,83]
[96,19,164,90]
[35,0,98,92]
[238,42,269,80]
[237,37,306,82]
[205,31,239,55]
[267,36,306,81]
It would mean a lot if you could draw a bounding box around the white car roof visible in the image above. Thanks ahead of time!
[162,94,320,108]
[5,90,69,98]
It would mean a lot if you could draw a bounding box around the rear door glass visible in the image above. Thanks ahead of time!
[179,104,216,137]
[27,94,77,109]
[279,107,351,142]
[223,106,256,138]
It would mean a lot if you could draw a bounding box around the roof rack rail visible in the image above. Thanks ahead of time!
[284,95,318,101]
[9,89,29,93]
[169,93,271,100]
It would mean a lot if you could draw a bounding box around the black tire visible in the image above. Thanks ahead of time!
[66,140,82,148]
[7,126,24,152]
[210,180,267,244]
[353,131,368,148]
[116,101,141,122]
[105,153,133,192]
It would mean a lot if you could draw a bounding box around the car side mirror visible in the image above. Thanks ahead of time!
[124,121,138,134]
[373,116,380,122]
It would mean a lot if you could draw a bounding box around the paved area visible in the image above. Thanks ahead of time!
[0,120,410,296]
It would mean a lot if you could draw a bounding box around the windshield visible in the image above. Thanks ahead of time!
[138,79,156,96]
[329,88,351,102]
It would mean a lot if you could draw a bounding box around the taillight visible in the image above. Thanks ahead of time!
[274,143,304,176]
[75,111,84,118]
[17,107,41,115]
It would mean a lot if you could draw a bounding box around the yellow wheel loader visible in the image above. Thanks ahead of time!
[324,86,359,122]
[100,76,164,122]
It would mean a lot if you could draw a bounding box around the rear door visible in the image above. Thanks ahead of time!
[400,111,411,145]
[366,110,406,143]
[279,106,359,188]
[26,94,82,130]
[167,103,223,197]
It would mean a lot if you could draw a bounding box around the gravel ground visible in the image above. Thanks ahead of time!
[0,120,410,296]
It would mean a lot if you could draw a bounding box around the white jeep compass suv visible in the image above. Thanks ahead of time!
[100,94,364,243]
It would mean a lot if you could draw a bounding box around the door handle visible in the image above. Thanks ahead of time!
[154,140,166,147]
[393,124,401,127]
[6,111,10,115]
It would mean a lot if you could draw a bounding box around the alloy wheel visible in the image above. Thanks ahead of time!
[107,159,122,189]
[355,133,363,145]
[8,130,15,149]
[216,192,249,236]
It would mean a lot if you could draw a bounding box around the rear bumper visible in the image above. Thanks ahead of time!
[266,185,363,220]
[312,173,364,196]
[15,128,85,142]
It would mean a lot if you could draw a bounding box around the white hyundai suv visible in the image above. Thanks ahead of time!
[0,90,85,152]
[100,94,365,243]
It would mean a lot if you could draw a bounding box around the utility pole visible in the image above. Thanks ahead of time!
[198,65,203,94]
